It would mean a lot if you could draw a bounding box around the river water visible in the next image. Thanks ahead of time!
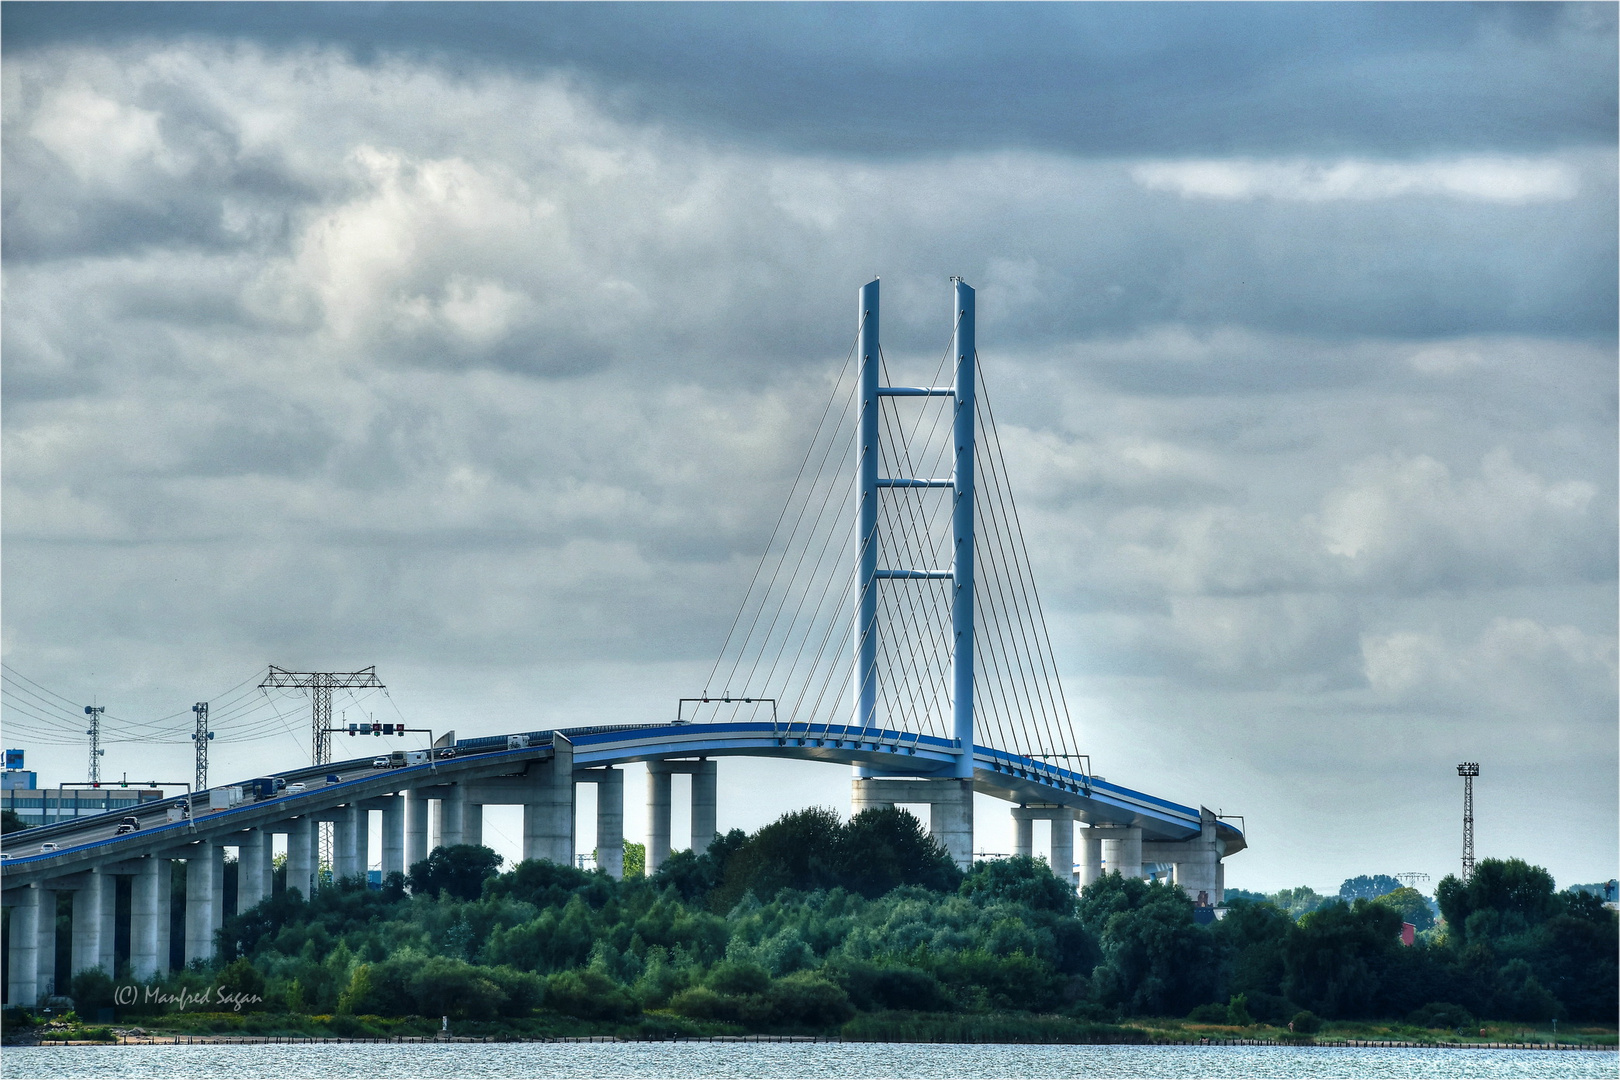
[3,1043,1616,1079]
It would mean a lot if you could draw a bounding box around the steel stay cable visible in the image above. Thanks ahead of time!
[976,388,1076,780]
[707,317,865,702]
[716,369,862,724]
[974,474,1051,773]
[980,372,1085,773]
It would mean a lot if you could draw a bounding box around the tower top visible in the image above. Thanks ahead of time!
[1457,762,1479,777]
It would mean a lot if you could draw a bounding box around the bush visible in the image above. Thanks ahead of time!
[668,985,726,1020]
[1406,1002,1474,1030]
[1290,1010,1322,1034]
[544,969,639,1021]
[765,973,854,1027]
[829,960,952,1013]
[706,960,770,997]
[69,969,116,1015]
[1187,1003,1228,1023]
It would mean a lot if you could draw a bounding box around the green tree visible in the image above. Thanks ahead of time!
[408,844,503,901]
[1269,886,1330,920]
[1081,874,1220,1016]
[840,807,963,898]
[623,841,645,879]
[1373,886,1435,931]
[1,809,30,834]
[960,855,1074,914]
[1338,875,1402,901]
[1436,859,1558,945]
[1282,899,1404,1019]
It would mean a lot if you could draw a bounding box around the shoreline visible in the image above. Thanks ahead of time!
[13,1033,1617,1051]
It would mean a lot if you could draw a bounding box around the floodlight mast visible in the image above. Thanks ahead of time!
[1457,762,1479,881]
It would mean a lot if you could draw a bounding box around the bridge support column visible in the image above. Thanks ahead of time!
[1216,860,1225,906]
[1079,829,1103,889]
[1050,814,1075,887]
[598,768,624,878]
[98,872,117,973]
[342,804,366,881]
[238,830,267,913]
[131,859,163,981]
[1012,813,1033,857]
[464,803,483,848]
[286,819,314,899]
[691,760,717,854]
[381,796,404,879]
[573,767,624,878]
[210,847,224,935]
[928,781,974,869]
[439,787,465,848]
[71,870,104,975]
[522,734,574,866]
[405,790,429,870]
[645,766,672,874]
[155,866,172,974]
[186,845,219,964]
[36,889,57,995]
[1102,828,1143,879]
[7,885,41,1006]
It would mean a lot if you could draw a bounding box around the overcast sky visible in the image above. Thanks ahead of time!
[2,2,1615,893]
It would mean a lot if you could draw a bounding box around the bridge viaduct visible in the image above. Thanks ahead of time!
[1,279,1245,1006]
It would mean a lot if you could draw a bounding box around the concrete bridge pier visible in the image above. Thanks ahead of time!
[98,871,116,973]
[522,734,574,865]
[850,776,975,868]
[1078,828,1103,888]
[574,767,624,878]
[71,870,104,976]
[238,830,268,913]
[130,858,164,980]
[6,885,41,1006]
[404,791,428,869]
[1010,805,1077,885]
[285,818,314,899]
[1100,828,1144,879]
[186,844,220,964]
[645,758,718,874]
[439,786,466,848]
[381,795,404,879]
[36,888,58,996]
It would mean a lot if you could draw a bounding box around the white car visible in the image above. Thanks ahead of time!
[38,842,58,853]
[286,782,307,794]
[372,757,390,769]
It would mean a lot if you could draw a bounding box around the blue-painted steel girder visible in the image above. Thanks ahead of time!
[877,387,955,397]
[875,569,953,579]
[876,478,953,488]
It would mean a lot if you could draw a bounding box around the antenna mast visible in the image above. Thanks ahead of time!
[192,702,213,791]
[83,705,105,783]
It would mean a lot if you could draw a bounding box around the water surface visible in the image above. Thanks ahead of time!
[5,1042,1616,1079]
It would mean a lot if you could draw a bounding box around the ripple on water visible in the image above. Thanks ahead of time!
[3,1042,1617,1080]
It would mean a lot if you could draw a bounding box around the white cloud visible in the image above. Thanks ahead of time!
[1131,156,1580,203]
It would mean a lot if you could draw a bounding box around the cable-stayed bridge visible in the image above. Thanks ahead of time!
[0,279,1243,1006]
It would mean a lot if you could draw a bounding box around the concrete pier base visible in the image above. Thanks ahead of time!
[286,819,314,899]
[186,845,219,965]
[71,870,104,975]
[404,791,428,870]
[381,796,404,879]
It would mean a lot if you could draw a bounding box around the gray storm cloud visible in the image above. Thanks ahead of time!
[2,29,1614,890]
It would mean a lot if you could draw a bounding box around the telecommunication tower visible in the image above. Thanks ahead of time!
[191,702,214,791]
[83,705,105,783]
[1457,762,1479,882]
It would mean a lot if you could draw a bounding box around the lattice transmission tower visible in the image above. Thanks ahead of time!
[260,667,385,877]
[1457,761,1479,882]
[83,705,105,783]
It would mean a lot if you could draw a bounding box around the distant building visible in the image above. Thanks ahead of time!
[3,784,166,826]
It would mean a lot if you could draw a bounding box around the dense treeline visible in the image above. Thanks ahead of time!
[64,807,1617,1033]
